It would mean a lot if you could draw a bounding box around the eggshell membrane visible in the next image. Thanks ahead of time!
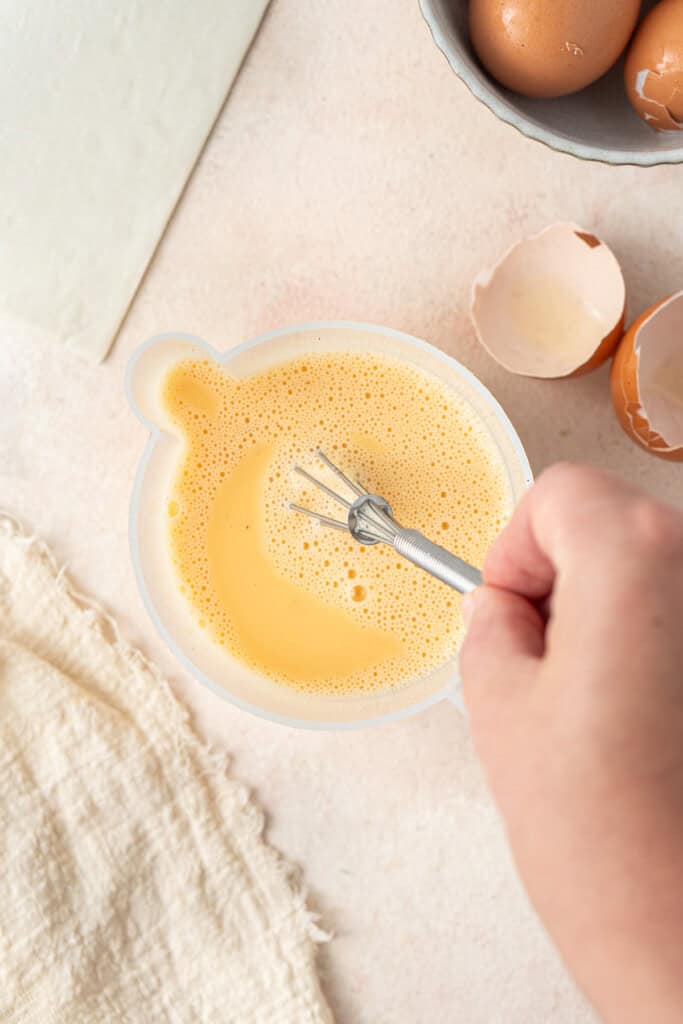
[469,0,642,99]
[624,0,683,131]
[610,291,683,460]
[471,224,626,379]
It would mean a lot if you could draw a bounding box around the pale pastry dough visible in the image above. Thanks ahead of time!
[0,0,269,362]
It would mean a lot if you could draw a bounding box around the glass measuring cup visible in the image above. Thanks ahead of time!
[126,321,532,729]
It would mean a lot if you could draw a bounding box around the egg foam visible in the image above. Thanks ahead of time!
[161,351,513,696]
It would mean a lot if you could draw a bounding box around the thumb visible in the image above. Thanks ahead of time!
[460,585,545,716]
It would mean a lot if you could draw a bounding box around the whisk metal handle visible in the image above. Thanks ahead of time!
[393,529,482,594]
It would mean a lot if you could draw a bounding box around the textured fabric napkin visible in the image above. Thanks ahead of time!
[0,516,333,1024]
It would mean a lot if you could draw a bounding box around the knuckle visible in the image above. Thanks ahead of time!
[538,461,578,488]
[536,463,604,536]
[629,499,683,556]
[538,462,600,501]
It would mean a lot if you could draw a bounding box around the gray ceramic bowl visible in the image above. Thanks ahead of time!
[419,0,683,165]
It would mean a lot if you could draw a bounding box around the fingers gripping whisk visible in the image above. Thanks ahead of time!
[289,450,482,594]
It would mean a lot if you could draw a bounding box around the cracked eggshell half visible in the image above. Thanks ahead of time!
[610,290,683,460]
[470,223,626,379]
[625,0,683,131]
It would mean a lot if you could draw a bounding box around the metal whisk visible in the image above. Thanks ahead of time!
[290,450,482,594]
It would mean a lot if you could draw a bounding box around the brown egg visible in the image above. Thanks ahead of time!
[469,0,642,98]
[610,291,683,460]
[624,0,683,131]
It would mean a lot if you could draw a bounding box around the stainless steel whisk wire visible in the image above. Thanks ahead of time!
[289,450,482,594]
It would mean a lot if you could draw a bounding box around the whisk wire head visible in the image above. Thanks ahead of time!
[289,450,398,545]
[289,449,483,593]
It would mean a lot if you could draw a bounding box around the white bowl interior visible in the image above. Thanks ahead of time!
[128,323,532,728]
[420,0,683,165]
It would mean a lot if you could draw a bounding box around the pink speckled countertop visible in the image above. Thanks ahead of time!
[2,1,681,1021]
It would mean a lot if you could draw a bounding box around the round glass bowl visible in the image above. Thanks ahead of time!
[126,322,532,729]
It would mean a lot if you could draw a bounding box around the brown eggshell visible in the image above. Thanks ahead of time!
[624,0,683,131]
[471,223,626,380]
[570,316,626,377]
[610,291,683,460]
[469,0,642,99]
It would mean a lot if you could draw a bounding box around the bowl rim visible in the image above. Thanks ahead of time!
[418,0,683,167]
[126,320,533,730]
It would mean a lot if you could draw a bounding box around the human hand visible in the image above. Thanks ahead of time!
[460,464,683,1024]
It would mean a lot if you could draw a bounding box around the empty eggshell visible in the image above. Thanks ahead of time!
[470,223,626,379]
[610,290,683,460]
[624,0,683,131]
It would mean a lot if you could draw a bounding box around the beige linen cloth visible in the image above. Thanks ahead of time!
[0,516,333,1024]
